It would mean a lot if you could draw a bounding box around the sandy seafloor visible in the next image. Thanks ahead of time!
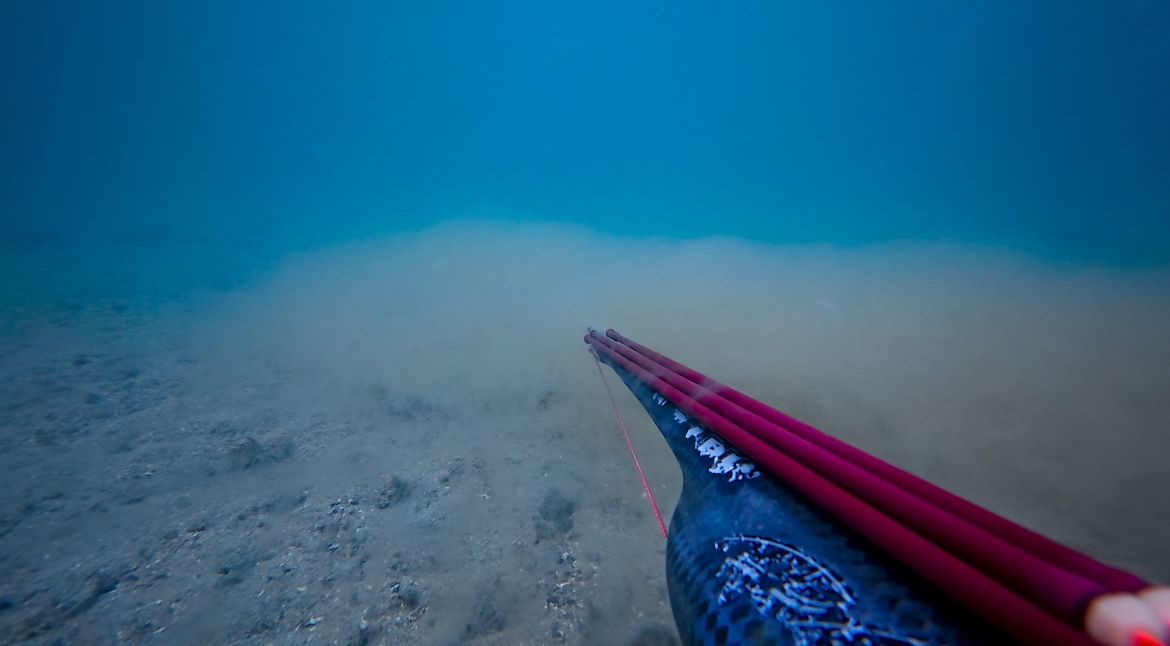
[2,222,1169,645]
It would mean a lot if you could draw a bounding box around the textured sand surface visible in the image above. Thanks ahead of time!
[2,222,1168,644]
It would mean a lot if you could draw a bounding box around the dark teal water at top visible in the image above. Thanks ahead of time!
[3,1,1169,271]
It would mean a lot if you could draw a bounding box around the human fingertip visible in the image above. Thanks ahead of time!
[1086,594,1163,646]
[1138,587,1170,628]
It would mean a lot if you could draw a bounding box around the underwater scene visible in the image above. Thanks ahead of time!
[2,2,1169,644]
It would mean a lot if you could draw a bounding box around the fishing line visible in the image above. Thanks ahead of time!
[590,347,669,539]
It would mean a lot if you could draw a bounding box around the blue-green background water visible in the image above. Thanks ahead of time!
[3,1,1169,270]
[3,5,1170,643]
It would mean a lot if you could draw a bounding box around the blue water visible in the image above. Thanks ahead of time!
[3,5,1170,643]
[3,1,1168,269]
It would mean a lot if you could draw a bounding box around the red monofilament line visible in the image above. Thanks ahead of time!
[591,348,669,539]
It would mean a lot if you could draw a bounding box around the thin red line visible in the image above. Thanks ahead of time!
[591,349,669,539]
